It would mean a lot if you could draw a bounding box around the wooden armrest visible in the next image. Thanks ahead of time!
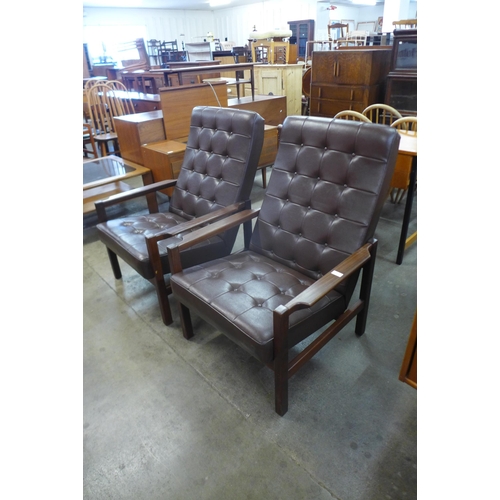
[275,243,374,317]
[145,201,249,247]
[95,179,178,222]
[167,208,260,274]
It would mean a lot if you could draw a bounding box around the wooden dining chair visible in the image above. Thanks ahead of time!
[328,22,349,42]
[105,80,136,118]
[362,104,402,126]
[389,117,418,204]
[83,123,98,158]
[87,83,120,157]
[334,110,371,122]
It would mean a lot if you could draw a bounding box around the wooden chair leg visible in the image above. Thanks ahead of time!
[178,302,194,339]
[106,248,122,279]
[152,277,173,325]
[273,309,289,416]
[355,240,377,336]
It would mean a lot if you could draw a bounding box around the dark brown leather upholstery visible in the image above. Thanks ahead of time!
[169,116,400,415]
[96,106,265,325]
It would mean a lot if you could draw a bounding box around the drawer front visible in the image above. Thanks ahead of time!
[310,98,366,117]
[311,85,369,102]
[132,100,161,113]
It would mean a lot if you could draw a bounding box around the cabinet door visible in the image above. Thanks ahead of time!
[312,51,370,85]
[255,68,283,96]
[282,66,303,116]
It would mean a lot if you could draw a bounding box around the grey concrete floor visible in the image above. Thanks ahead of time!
[83,171,417,500]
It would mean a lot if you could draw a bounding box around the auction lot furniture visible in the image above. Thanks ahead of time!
[254,64,303,116]
[95,106,265,326]
[394,128,417,265]
[167,116,400,416]
[83,155,153,214]
[310,48,391,118]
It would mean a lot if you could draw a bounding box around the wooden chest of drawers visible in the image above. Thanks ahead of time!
[310,48,391,117]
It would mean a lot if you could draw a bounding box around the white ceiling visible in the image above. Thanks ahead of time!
[82,0,380,11]
[83,0,269,10]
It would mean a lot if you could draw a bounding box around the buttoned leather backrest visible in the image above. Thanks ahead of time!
[169,106,264,221]
[250,116,400,281]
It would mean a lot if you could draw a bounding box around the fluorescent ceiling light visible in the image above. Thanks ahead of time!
[209,0,230,6]
[352,0,377,5]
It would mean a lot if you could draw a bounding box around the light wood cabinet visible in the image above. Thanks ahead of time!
[254,64,303,116]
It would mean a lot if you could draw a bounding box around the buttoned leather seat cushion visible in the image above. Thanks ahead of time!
[171,251,347,364]
[96,212,231,280]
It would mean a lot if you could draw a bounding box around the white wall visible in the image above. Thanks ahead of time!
[83,0,417,61]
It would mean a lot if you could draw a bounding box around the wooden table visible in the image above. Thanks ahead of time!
[396,131,417,265]
[83,155,153,214]
[151,62,257,100]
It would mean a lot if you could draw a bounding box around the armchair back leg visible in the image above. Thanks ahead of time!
[106,248,122,279]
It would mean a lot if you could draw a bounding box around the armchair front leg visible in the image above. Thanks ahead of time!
[273,304,291,416]
[355,239,378,335]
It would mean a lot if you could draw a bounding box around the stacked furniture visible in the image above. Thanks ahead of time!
[385,29,417,116]
[250,29,292,64]
[287,19,315,60]
[310,47,391,118]
[253,64,303,116]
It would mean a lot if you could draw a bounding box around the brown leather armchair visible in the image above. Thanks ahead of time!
[167,116,400,416]
[95,106,265,325]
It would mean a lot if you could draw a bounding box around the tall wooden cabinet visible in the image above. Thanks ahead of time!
[310,48,392,118]
[288,20,315,61]
[385,29,417,115]
[254,64,303,116]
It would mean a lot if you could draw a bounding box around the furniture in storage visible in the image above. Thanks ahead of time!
[113,85,286,190]
[151,62,255,99]
[95,106,265,326]
[254,64,303,117]
[113,111,166,165]
[399,311,417,388]
[83,155,154,214]
[385,29,417,115]
[288,19,315,60]
[310,48,391,118]
[140,141,187,196]
[228,94,286,126]
[167,116,401,416]
[251,39,289,65]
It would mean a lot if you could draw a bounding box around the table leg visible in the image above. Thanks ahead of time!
[396,156,417,265]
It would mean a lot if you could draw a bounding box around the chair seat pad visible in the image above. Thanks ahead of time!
[97,212,227,279]
[170,251,347,363]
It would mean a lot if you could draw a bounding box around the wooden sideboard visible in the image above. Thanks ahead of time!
[310,48,392,117]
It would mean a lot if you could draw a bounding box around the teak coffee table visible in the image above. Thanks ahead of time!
[83,155,153,214]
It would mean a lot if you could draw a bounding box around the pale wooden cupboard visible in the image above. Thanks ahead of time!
[254,64,303,116]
